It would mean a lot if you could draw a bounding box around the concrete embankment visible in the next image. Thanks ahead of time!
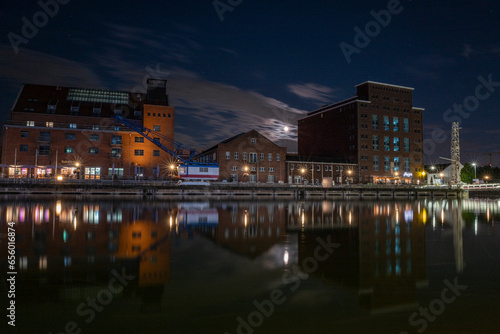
[0,181,467,200]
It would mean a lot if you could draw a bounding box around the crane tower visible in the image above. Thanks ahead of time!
[450,122,461,184]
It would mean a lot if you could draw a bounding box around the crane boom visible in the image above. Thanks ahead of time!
[114,115,219,179]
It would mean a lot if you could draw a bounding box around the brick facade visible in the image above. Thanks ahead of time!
[1,80,175,179]
[203,130,287,183]
[298,81,424,184]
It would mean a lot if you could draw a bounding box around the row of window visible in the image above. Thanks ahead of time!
[18,145,159,157]
[225,152,281,162]
[369,136,411,152]
[23,121,161,131]
[371,156,411,172]
[147,112,171,118]
[20,131,155,145]
[289,164,350,172]
[231,166,275,172]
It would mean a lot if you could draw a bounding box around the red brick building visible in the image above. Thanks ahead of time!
[1,79,174,179]
[298,81,424,184]
[203,130,287,183]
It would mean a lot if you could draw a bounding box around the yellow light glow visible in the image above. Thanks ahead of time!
[56,201,61,215]
[283,250,289,265]
[57,175,63,181]
[422,208,427,224]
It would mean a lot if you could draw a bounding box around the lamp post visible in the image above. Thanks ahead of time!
[348,169,352,184]
[471,163,476,180]
[301,168,305,184]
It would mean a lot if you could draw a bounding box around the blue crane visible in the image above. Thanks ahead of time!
[114,115,219,180]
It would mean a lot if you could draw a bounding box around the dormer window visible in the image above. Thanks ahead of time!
[70,100,80,115]
[93,102,102,116]
[114,105,123,115]
[46,99,58,113]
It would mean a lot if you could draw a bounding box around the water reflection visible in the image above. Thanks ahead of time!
[1,197,499,329]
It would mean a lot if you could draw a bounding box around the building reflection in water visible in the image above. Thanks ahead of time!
[292,201,427,313]
[1,198,498,314]
[0,198,176,312]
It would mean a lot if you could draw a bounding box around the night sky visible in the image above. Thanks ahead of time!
[1,0,499,166]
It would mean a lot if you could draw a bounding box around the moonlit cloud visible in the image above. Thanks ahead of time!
[287,82,338,104]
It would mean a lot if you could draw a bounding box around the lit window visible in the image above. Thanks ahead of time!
[393,117,399,131]
[64,146,74,153]
[89,147,99,154]
[226,152,230,159]
[46,122,53,127]
[134,150,144,156]
[383,116,390,130]
[27,121,35,127]
[70,123,77,129]
[393,137,400,151]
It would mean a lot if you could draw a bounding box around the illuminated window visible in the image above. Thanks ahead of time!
[134,150,144,156]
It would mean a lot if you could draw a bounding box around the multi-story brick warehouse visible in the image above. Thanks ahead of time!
[203,130,287,183]
[1,79,174,179]
[298,81,425,184]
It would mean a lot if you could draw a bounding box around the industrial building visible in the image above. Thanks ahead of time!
[298,81,425,184]
[1,79,174,179]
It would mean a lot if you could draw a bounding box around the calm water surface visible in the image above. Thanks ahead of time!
[1,197,499,334]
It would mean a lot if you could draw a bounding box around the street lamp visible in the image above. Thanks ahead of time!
[471,163,476,180]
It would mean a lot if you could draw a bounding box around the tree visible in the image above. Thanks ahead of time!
[460,163,474,183]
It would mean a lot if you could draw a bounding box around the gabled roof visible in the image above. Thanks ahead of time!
[203,129,280,152]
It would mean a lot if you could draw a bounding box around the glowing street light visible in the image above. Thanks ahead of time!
[471,163,477,179]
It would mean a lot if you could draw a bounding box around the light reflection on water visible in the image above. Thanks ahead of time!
[0,197,499,333]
